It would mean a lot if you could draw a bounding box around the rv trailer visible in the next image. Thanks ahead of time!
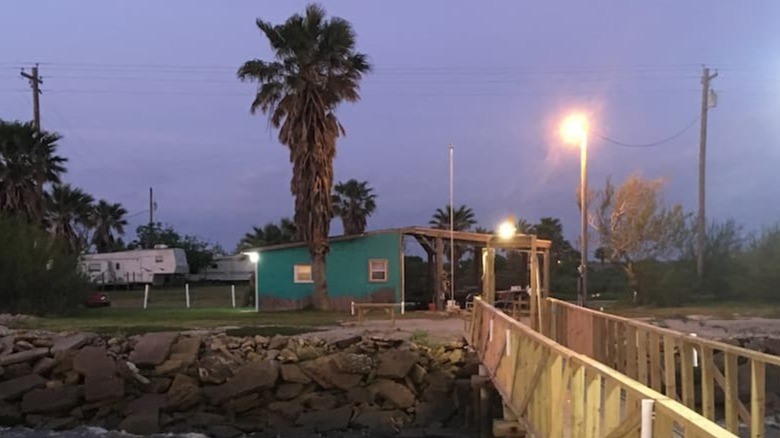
[80,246,189,286]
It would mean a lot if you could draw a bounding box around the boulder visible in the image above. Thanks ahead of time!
[51,333,93,354]
[85,375,124,403]
[371,380,416,409]
[268,400,303,420]
[376,350,419,379]
[268,335,288,351]
[168,336,201,366]
[32,357,56,376]
[353,409,406,434]
[280,364,311,384]
[3,363,32,379]
[0,348,49,367]
[118,361,150,385]
[165,373,202,411]
[0,402,22,426]
[333,353,373,375]
[208,424,244,438]
[410,364,427,385]
[300,355,363,390]
[186,411,227,427]
[302,392,340,411]
[21,387,79,414]
[207,360,278,405]
[129,332,178,367]
[197,355,233,384]
[73,346,117,380]
[225,393,262,413]
[414,400,457,426]
[276,383,304,401]
[153,359,184,376]
[32,338,53,349]
[0,374,46,401]
[331,335,362,350]
[296,405,352,432]
[118,407,160,435]
[347,387,372,405]
[143,377,172,394]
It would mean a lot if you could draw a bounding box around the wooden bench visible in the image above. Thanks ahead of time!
[351,302,397,325]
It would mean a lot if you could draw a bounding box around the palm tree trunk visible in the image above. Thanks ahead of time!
[311,251,329,310]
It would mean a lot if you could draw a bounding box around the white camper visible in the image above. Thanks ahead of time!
[187,254,253,282]
[80,246,189,286]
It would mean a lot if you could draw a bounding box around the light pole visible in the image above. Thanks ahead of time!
[562,114,589,307]
[246,252,260,312]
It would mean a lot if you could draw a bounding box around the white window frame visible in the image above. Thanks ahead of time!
[368,259,389,283]
[294,264,313,283]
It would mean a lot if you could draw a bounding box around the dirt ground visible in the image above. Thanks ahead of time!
[641,315,780,339]
[300,316,469,344]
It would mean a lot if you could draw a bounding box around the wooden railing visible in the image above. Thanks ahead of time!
[470,298,734,437]
[543,298,780,437]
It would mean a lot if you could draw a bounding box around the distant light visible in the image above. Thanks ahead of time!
[245,252,260,264]
[561,113,588,145]
[497,221,516,240]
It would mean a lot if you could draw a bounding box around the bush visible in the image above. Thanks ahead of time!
[739,226,780,302]
[0,215,89,315]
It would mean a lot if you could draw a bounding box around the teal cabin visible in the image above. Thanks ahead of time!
[254,229,404,311]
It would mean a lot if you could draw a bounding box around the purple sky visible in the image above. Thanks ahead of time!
[2,1,779,250]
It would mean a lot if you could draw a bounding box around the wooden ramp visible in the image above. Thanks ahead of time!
[468,298,737,437]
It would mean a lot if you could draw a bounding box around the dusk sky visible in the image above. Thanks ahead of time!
[2,1,779,250]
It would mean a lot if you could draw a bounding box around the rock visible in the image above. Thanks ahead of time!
[268,335,288,350]
[296,405,352,432]
[0,366,4,378]
[73,346,117,380]
[85,375,124,403]
[278,348,299,363]
[300,355,363,390]
[3,363,32,379]
[347,387,372,405]
[414,400,457,426]
[334,353,373,375]
[331,335,362,350]
[424,371,454,400]
[447,349,464,364]
[118,361,149,385]
[63,370,80,385]
[225,393,262,413]
[0,348,49,367]
[129,332,178,367]
[45,380,63,390]
[51,333,93,354]
[153,359,184,376]
[377,350,419,379]
[276,383,304,401]
[168,336,201,366]
[144,377,172,394]
[303,392,340,411]
[281,364,311,384]
[0,402,22,426]
[254,335,269,347]
[32,339,53,349]
[118,408,160,435]
[197,355,233,384]
[354,409,406,434]
[410,364,427,385]
[0,374,46,401]
[32,357,56,376]
[21,387,79,414]
[165,373,202,411]
[186,411,226,427]
[371,380,416,409]
[266,350,280,361]
[268,400,303,420]
[208,425,243,438]
[207,360,278,405]
[15,340,35,350]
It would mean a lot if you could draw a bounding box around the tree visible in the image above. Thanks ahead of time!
[46,184,94,254]
[594,247,609,265]
[238,218,298,251]
[332,179,377,235]
[531,217,577,264]
[516,218,533,234]
[0,120,67,224]
[590,173,687,304]
[429,204,477,269]
[238,4,371,310]
[131,222,219,274]
[91,200,128,253]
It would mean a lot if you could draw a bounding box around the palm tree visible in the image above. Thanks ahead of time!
[0,120,67,223]
[46,184,94,253]
[91,200,128,253]
[238,5,371,310]
[332,179,377,235]
[239,218,298,251]
[429,204,478,268]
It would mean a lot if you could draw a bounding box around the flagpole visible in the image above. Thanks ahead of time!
[449,143,455,305]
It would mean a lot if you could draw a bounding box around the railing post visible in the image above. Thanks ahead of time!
[640,399,655,438]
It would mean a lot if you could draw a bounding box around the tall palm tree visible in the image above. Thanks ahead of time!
[91,200,128,253]
[0,121,67,223]
[429,204,478,267]
[46,184,94,253]
[332,179,377,235]
[238,4,371,310]
[239,218,298,251]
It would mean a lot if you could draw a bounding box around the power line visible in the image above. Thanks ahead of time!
[593,115,701,148]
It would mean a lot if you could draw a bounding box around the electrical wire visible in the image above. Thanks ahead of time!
[593,115,701,148]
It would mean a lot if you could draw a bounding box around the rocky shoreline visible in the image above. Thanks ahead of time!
[0,326,478,437]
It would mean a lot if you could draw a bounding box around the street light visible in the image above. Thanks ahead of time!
[497,220,517,240]
[244,251,260,312]
[561,113,589,307]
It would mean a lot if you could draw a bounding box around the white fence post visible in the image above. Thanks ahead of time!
[231,284,236,309]
[143,284,149,309]
[185,283,190,309]
[640,399,655,438]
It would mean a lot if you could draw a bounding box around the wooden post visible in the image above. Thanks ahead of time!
[724,352,739,433]
[435,237,444,310]
[482,247,496,304]
[542,248,550,298]
[751,359,765,438]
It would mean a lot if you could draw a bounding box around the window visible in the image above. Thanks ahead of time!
[155,255,164,263]
[369,259,389,282]
[294,264,313,283]
[88,263,102,272]
[115,263,120,270]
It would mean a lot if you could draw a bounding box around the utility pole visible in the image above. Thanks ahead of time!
[20,64,42,131]
[149,187,154,226]
[696,66,718,282]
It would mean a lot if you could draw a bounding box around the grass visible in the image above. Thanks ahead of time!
[609,301,780,320]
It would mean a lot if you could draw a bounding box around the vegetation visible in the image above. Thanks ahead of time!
[429,204,477,269]
[130,222,221,274]
[238,218,298,251]
[91,200,128,253]
[332,179,377,235]
[0,214,89,316]
[238,4,371,310]
[47,184,95,253]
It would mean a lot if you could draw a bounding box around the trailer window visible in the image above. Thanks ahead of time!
[88,263,101,272]
[115,263,120,269]
[293,264,313,283]
[369,259,389,282]
[155,255,164,263]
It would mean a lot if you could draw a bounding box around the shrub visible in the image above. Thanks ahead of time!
[0,214,89,315]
